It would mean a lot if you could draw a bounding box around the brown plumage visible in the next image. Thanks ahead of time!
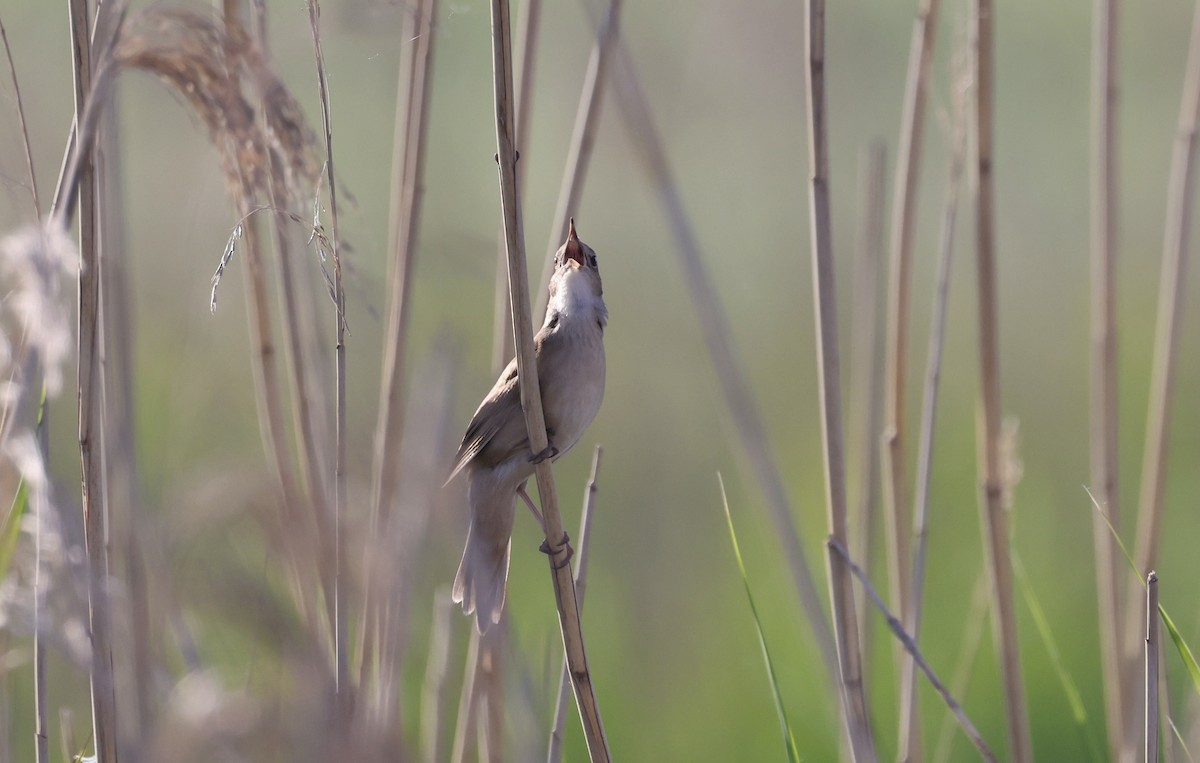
[448,221,607,632]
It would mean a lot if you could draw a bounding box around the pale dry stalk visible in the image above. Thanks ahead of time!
[532,0,622,320]
[490,1,610,758]
[971,1,1033,759]
[548,446,602,763]
[849,143,885,672]
[1121,1,1200,755]
[66,0,118,759]
[1145,572,1160,763]
[583,0,840,689]
[887,2,940,759]
[830,538,997,763]
[1089,0,1127,756]
[803,0,876,759]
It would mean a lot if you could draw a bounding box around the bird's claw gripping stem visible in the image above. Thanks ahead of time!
[529,443,558,464]
[539,532,574,569]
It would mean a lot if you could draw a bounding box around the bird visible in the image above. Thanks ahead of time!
[446,219,607,633]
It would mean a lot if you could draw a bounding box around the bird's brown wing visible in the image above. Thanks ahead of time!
[444,357,522,485]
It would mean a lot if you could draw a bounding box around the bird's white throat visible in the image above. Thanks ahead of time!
[546,267,606,328]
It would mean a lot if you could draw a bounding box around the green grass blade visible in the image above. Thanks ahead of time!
[0,383,44,578]
[1013,554,1103,761]
[1086,486,1200,700]
[1159,603,1200,697]
[718,473,802,763]
[0,478,29,578]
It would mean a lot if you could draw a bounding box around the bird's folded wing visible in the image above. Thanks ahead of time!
[444,358,521,485]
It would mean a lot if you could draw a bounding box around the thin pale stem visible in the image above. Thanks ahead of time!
[1145,572,1160,763]
[1123,0,1200,753]
[421,595,455,763]
[532,0,622,320]
[804,1,876,759]
[363,0,437,686]
[585,0,840,690]
[0,17,41,218]
[887,3,940,759]
[306,0,350,713]
[67,0,118,759]
[971,2,1033,759]
[490,2,610,758]
[492,0,541,372]
[548,446,602,763]
[831,538,997,763]
[901,79,968,763]
[850,143,885,680]
[1090,0,1127,756]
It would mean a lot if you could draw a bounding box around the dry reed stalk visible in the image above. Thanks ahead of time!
[587,5,840,689]
[422,594,456,763]
[548,446,602,763]
[66,0,119,759]
[95,66,153,749]
[886,3,940,759]
[492,0,541,372]
[850,143,885,672]
[361,0,437,688]
[830,538,998,763]
[1121,0,1200,752]
[1089,0,1127,756]
[803,2,876,759]
[1145,572,1160,763]
[532,0,621,320]
[490,1,610,758]
[451,630,482,763]
[305,0,351,713]
[4,15,50,762]
[970,2,1033,759]
[1,18,40,218]
[900,68,969,763]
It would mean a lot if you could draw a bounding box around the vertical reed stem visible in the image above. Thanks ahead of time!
[971,2,1033,759]
[803,0,876,759]
[490,2,610,758]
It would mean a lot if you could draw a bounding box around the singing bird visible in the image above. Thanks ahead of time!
[446,220,607,632]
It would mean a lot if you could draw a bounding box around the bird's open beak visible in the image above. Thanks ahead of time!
[562,218,586,268]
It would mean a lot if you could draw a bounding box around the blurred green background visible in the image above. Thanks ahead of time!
[3,0,1200,760]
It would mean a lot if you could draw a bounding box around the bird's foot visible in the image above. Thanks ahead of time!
[529,442,559,464]
[539,532,574,569]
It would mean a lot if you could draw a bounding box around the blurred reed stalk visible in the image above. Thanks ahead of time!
[492,0,541,371]
[849,143,884,676]
[1,19,39,218]
[581,0,840,692]
[532,0,621,319]
[886,2,939,758]
[829,538,997,763]
[1145,572,1159,763]
[802,1,875,759]
[901,64,969,763]
[363,0,437,692]
[304,0,350,713]
[2,16,50,763]
[970,1,1033,759]
[548,445,602,763]
[1089,0,1127,757]
[451,631,482,763]
[421,594,455,763]
[1121,0,1200,755]
[489,1,610,758]
[66,0,119,759]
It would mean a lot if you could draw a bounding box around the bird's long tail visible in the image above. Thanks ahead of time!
[452,478,516,633]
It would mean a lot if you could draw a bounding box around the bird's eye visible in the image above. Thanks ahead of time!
[588,254,597,267]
